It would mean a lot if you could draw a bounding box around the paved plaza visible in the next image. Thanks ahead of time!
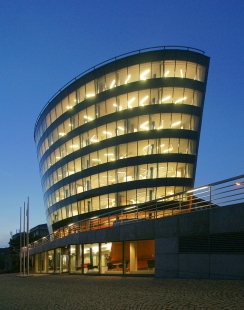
[0,274,244,309]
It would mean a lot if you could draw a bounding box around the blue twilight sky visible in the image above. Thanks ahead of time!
[0,0,243,247]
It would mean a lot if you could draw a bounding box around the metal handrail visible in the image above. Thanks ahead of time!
[28,174,244,250]
[34,45,205,133]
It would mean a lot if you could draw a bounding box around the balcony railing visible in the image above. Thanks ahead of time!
[28,174,244,250]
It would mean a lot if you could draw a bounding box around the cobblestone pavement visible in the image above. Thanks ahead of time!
[0,274,244,310]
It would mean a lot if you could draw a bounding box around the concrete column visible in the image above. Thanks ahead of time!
[99,243,101,274]
[76,245,81,271]
[123,242,126,274]
[130,241,137,271]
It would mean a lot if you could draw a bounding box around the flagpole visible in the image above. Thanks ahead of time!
[19,206,22,275]
[23,202,25,276]
[27,197,29,275]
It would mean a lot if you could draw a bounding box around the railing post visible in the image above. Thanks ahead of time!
[209,186,212,208]
[156,200,158,219]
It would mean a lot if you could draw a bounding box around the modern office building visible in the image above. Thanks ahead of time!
[32,47,233,277]
[34,46,210,235]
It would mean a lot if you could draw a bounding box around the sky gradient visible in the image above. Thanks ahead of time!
[0,0,243,247]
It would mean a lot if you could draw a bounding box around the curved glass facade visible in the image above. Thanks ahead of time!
[34,48,210,232]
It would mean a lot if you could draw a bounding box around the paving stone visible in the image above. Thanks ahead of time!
[0,274,244,309]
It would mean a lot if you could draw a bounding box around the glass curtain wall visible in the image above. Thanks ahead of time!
[32,240,155,275]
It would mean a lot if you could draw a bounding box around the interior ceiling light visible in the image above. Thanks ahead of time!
[103,131,112,136]
[164,71,169,77]
[142,144,150,155]
[113,103,122,110]
[110,80,116,88]
[175,97,187,104]
[86,94,95,98]
[171,121,181,127]
[163,147,173,153]
[90,135,99,143]
[59,133,66,136]
[84,116,93,120]
[66,106,73,109]
[161,96,171,102]
[140,69,150,80]
[128,97,135,108]
[140,95,149,106]
[104,153,115,161]
[118,126,124,130]
[140,121,149,130]
[70,145,79,148]
[119,152,127,159]
[158,166,165,170]
[125,75,131,84]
